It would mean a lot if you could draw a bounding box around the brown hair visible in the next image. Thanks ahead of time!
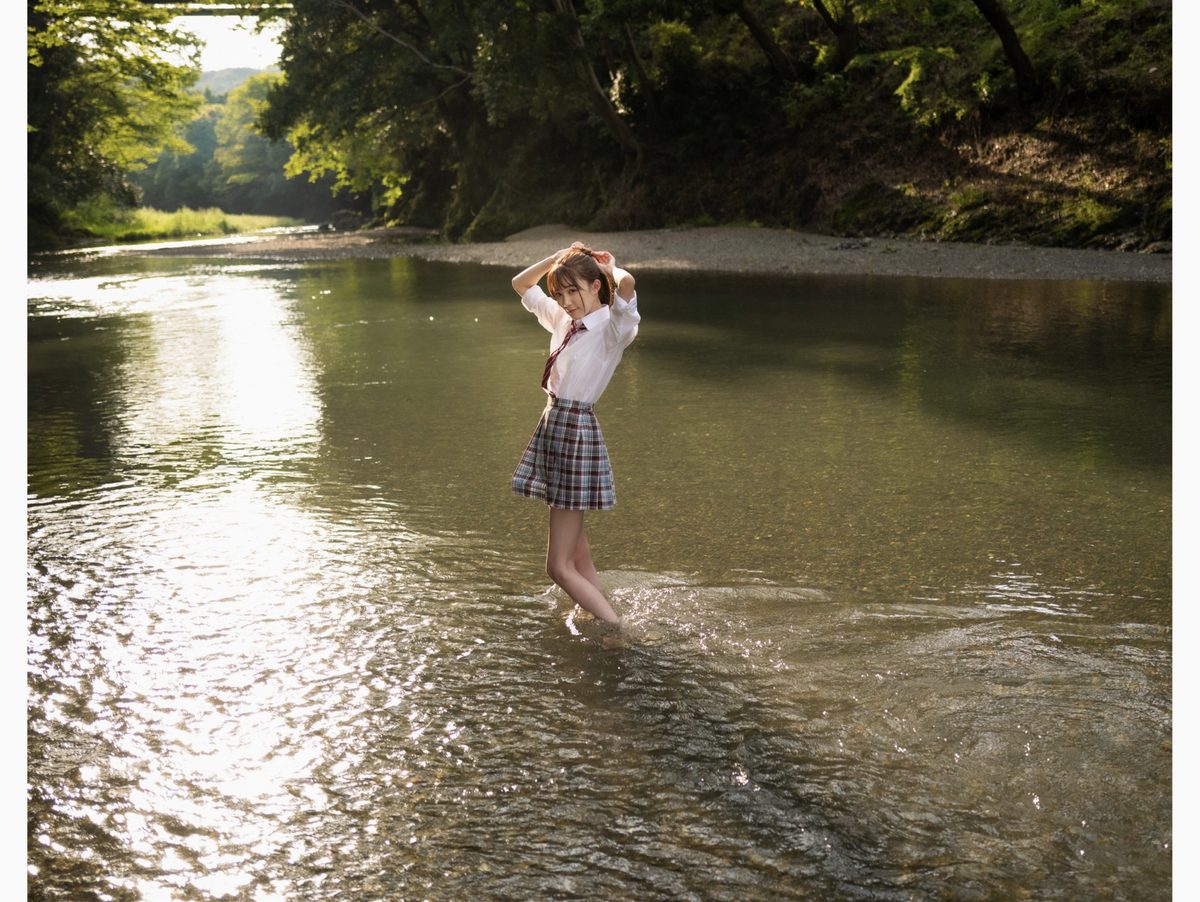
[547,246,612,306]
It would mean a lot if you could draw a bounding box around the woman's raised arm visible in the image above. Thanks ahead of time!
[512,243,581,296]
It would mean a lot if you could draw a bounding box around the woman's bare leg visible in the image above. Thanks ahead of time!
[546,508,619,624]
[572,526,606,597]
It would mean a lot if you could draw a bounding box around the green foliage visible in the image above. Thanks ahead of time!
[646,20,703,81]
[26,0,1170,249]
[283,122,410,206]
[831,181,935,236]
[781,75,849,128]
[257,0,490,232]
[61,201,299,243]
[133,106,222,212]
[1050,193,1123,243]
[28,0,202,242]
[215,74,297,199]
[236,0,1169,247]
[886,45,971,126]
[132,71,353,222]
[473,14,585,130]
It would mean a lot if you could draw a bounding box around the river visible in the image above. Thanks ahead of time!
[28,250,1171,900]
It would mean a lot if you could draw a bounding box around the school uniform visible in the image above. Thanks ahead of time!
[512,273,640,510]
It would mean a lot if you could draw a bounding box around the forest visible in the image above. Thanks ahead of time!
[131,69,352,222]
[28,0,1170,251]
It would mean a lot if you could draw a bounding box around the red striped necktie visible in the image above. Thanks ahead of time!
[541,320,586,392]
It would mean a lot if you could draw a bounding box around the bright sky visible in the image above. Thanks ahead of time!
[174,15,283,71]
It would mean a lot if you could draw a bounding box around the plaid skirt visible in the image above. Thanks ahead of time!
[512,397,616,510]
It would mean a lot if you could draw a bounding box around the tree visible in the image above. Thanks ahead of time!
[261,0,644,237]
[132,73,351,221]
[714,0,809,82]
[259,0,481,233]
[551,0,642,165]
[969,0,1040,100]
[808,0,858,73]
[213,72,350,218]
[28,0,201,241]
[214,74,291,200]
[133,107,221,211]
[249,0,1165,247]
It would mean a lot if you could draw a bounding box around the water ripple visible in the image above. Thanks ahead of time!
[28,258,1170,900]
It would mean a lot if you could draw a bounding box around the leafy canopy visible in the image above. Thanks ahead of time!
[28,0,201,231]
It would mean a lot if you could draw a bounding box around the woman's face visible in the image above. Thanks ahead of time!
[551,275,602,320]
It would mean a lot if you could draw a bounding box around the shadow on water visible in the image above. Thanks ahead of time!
[539,572,1168,901]
[223,576,882,901]
[641,271,1170,473]
[545,602,885,901]
[28,313,130,494]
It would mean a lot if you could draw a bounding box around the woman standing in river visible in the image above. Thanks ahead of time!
[510,242,640,626]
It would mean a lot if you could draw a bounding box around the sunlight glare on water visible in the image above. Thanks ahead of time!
[28,254,1170,900]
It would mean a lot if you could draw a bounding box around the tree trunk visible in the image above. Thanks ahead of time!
[551,0,642,164]
[810,0,858,74]
[621,22,662,122]
[734,0,804,82]
[970,0,1041,100]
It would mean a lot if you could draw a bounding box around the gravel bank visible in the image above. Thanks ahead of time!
[135,223,1171,283]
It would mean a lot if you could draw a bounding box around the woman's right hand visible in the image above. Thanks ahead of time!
[591,249,616,280]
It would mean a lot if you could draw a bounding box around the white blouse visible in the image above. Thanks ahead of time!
[521,274,640,404]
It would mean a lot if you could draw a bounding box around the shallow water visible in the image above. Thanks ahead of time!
[28,253,1170,900]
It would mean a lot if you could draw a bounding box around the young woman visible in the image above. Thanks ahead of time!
[511,241,640,625]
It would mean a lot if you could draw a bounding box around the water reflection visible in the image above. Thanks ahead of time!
[28,257,1170,900]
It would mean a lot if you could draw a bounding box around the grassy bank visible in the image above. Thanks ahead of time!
[57,202,302,245]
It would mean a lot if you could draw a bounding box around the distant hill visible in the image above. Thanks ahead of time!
[196,67,278,97]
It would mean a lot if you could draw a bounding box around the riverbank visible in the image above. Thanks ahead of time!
[127,223,1171,283]
[40,205,303,250]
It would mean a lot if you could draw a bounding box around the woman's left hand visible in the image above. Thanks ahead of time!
[592,249,616,278]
